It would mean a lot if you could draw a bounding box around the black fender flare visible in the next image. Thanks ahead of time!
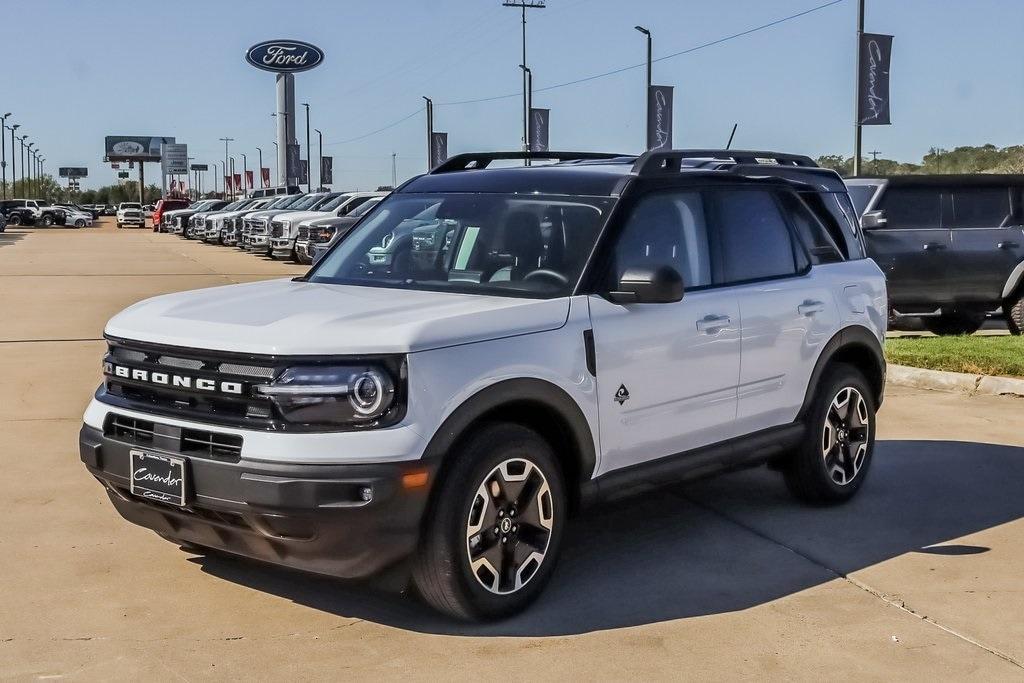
[420,377,598,486]
[798,325,886,418]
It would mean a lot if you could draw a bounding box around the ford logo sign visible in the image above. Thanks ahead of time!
[246,39,325,74]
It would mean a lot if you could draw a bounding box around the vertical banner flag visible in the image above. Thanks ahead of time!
[530,108,550,152]
[245,170,254,190]
[298,160,309,185]
[321,156,334,185]
[858,33,893,125]
[261,167,271,187]
[646,85,674,151]
[286,144,301,181]
[430,132,448,169]
[233,174,242,192]
[224,175,232,193]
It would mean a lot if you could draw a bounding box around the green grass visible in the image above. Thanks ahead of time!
[885,335,1024,377]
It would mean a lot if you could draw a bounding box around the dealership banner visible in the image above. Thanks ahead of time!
[104,136,175,161]
[298,160,309,185]
[647,85,674,151]
[858,33,893,125]
[245,170,254,189]
[321,156,333,185]
[286,144,301,181]
[530,108,550,152]
[224,175,232,192]
[233,173,242,191]
[261,167,271,187]
[430,132,448,169]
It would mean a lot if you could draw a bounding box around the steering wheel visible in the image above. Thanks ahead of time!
[523,269,569,288]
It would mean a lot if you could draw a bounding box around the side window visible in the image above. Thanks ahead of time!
[710,189,800,284]
[877,187,941,229]
[608,191,712,290]
[846,184,879,216]
[781,193,845,264]
[951,187,1011,228]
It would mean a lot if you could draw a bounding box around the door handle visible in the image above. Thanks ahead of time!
[798,301,826,316]
[997,241,1019,250]
[696,315,731,334]
[922,242,946,251]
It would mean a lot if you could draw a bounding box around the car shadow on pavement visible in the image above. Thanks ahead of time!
[0,231,27,247]
[189,439,1024,636]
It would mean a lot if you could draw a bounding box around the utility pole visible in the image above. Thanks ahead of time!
[392,153,397,188]
[302,102,311,192]
[853,0,865,177]
[422,96,433,170]
[635,26,652,150]
[219,137,234,199]
[0,113,10,199]
[314,129,323,190]
[504,0,545,162]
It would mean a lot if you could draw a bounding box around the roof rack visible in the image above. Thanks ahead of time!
[429,151,630,174]
[633,149,818,175]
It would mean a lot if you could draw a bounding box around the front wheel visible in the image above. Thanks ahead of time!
[7,213,21,226]
[1004,292,1023,336]
[412,423,566,620]
[41,215,54,227]
[923,312,985,336]
[784,363,876,504]
[74,219,85,228]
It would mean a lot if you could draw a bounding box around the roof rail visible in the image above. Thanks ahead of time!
[429,151,630,174]
[633,149,818,175]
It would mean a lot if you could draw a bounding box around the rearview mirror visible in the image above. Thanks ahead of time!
[607,265,684,304]
[860,210,887,230]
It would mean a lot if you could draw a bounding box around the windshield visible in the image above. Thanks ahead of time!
[121,203,141,209]
[349,197,382,218]
[267,195,301,209]
[309,192,613,299]
[289,194,329,211]
[846,184,879,216]
[317,193,357,212]
[309,193,342,210]
[220,200,245,211]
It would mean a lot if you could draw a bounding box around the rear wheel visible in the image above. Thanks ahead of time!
[412,423,566,620]
[74,219,85,228]
[1004,292,1024,336]
[7,213,21,226]
[784,363,876,504]
[922,312,985,336]
[41,214,54,227]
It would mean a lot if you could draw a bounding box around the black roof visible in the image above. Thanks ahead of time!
[398,150,842,196]
[848,174,1024,187]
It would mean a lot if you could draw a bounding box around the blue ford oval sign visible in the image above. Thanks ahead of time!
[246,40,325,73]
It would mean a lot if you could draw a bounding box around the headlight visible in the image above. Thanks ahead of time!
[312,226,336,242]
[256,361,405,428]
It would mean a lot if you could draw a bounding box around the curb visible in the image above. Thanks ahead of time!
[887,364,1024,398]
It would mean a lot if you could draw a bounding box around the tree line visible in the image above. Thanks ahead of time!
[817,143,1024,177]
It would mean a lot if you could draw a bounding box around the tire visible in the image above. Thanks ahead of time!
[7,213,21,226]
[41,214,54,227]
[922,312,985,336]
[116,222,123,229]
[74,219,85,228]
[784,363,876,505]
[412,423,567,620]
[1004,291,1023,336]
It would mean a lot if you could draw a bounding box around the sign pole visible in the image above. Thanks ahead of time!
[853,0,865,177]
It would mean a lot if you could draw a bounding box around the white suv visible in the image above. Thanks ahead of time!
[80,150,886,620]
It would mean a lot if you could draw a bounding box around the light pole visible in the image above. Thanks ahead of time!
[422,96,433,171]
[519,65,532,153]
[216,161,224,197]
[242,153,248,197]
[313,129,323,190]
[852,0,866,177]
[26,143,35,198]
[391,153,397,188]
[503,0,545,160]
[16,135,26,198]
[229,156,236,201]
[219,137,234,199]
[0,113,10,199]
[635,26,652,150]
[271,141,278,186]
[8,124,18,196]
[301,102,311,192]
[256,147,263,188]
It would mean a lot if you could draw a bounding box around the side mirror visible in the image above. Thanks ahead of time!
[608,265,684,304]
[861,210,887,230]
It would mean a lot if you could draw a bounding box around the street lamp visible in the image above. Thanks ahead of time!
[519,65,532,153]
[301,102,311,192]
[271,141,278,186]
[26,143,35,198]
[241,153,248,197]
[635,25,652,150]
[8,124,18,196]
[422,96,433,171]
[219,137,234,199]
[0,113,10,199]
[256,147,263,189]
[313,129,323,190]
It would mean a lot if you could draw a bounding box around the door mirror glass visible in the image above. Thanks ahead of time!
[608,265,684,304]
[860,210,887,230]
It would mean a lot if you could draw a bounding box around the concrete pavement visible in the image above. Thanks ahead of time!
[2,221,1022,680]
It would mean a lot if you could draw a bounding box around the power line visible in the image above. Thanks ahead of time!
[325,108,424,146]
[438,0,845,106]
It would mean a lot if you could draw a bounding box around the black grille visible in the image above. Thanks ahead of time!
[104,413,243,462]
[271,221,285,237]
[297,226,310,240]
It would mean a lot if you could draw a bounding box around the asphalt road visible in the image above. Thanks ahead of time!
[2,220,1023,680]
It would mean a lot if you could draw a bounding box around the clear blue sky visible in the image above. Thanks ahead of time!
[5,0,1023,190]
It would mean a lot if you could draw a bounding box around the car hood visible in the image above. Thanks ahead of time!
[105,279,570,355]
[281,210,331,226]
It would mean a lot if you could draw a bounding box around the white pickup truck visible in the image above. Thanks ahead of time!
[116,203,145,229]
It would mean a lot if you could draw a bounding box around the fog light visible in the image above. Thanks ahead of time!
[360,486,373,502]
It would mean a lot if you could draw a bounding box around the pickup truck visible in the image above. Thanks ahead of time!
[116,203,145,229]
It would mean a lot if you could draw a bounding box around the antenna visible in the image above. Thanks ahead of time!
[726,123,738,150]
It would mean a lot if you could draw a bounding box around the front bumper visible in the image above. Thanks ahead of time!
[247,234,269,250]
[295,239,313,262]
[119,217,145,226]
[270,237,294,257]
[80,423,435,579]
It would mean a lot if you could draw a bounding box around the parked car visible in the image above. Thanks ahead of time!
[308,196,385,263]
[246,192,335,255]
[248,184,301,199]
[152,198,191,232]
[846,175,1024,335]
[203,198,269,244]
[164,200,227,234]
[185,200,248,240]
[288,191,387,262]
[82,149,885,620]
[0,212,6,233]
[0,199,68,226]
[232,194,305,247]
[220,198,279,246]
[103,205,117,216]
[116,202,145,228]
[55,205,94,228]
[142,205,155,220]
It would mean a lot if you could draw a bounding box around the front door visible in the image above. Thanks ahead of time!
[588,190,741,476]
[946,185,1024,307]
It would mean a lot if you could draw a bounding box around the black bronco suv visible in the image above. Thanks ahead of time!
[847,175,1024,335]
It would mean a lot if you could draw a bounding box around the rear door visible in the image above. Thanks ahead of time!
[946,184,1024,307]
[862,185,951,310]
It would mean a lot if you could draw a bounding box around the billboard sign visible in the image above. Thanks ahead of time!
[190,163,208,171]
[104,136,175,161]
[246,40,325,74]
[59,167,88,178]
[161,143,188,174]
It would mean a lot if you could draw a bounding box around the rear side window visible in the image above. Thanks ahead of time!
[710,189,801,284]
[846,184,879,215]
[951,187,1011,228]
[781,193,845,264]
[877,188,941,229]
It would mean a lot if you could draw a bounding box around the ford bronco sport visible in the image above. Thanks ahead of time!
[80,150,886,620]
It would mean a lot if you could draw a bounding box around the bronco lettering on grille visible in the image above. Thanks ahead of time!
[105,362,244,395]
